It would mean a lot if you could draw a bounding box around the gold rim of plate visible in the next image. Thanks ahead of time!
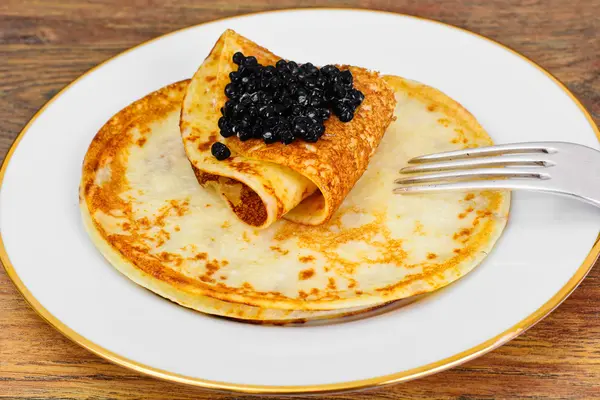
[1,8,599,395]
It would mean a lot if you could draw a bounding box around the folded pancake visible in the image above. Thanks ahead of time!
[180,30,396,228]
[80,80,391,322]
[81,76,509,313]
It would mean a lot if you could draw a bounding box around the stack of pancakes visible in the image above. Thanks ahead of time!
[80,30,509,324]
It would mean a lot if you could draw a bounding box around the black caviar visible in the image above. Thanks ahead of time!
[211,142,231,160]
[215,52,364,158]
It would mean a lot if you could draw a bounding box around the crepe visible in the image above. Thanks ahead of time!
[80,75,509,315]
[180,30,396,228]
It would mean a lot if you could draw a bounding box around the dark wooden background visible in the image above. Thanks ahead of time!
[1,0,599,398]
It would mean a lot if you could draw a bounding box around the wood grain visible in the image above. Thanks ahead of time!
[1,0,599,398]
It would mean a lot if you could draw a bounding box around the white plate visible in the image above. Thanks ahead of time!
[1,9,599,395]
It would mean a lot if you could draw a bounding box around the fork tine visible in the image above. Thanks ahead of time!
[408,143,557,164]
[400,154,555,174]
[394,168,550,184]
[393,179,544,194]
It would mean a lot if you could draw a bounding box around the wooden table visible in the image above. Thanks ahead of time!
[1,1,599,398]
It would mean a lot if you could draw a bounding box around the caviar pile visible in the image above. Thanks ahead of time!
[213,52,365,159]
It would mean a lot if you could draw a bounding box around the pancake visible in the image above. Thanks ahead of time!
[80,76,510,314]
[180,30,396,229]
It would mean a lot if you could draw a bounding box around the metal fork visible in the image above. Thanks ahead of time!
[394,141,600,209]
